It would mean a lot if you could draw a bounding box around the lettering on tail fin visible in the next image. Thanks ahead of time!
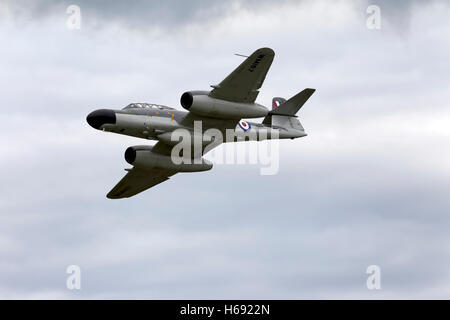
[272,97,286,110]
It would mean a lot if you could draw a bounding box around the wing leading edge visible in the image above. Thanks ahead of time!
[107,167,178,199]
[209,47,275,103]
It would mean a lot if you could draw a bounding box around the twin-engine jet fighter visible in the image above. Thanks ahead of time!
[87,48,315,199]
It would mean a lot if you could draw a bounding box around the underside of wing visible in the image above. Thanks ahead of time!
[107,167,177,199]
[209,47,275,103]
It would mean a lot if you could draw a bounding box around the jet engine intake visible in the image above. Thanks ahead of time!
[180,91,268,119]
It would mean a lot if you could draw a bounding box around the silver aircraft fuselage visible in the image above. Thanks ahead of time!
[87,102,306,143]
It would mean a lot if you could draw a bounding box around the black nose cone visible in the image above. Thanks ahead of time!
[86,109,116,129]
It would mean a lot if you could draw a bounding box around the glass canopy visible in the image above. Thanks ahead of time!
[123,103,175,110]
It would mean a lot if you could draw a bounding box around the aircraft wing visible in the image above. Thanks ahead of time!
[209,47,274,103]
[106,133,222,199]
[107,166,177,199]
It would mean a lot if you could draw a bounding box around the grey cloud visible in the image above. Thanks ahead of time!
[2,0,430,31]
[2,0,290,29]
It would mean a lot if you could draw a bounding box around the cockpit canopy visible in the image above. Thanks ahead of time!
[123,103,175,110]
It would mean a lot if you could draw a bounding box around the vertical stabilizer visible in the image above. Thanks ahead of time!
[272,97,286,110]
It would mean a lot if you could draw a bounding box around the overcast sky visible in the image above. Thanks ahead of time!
[0,0,449,299]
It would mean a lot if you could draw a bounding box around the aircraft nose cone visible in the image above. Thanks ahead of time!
[86,109,116,129]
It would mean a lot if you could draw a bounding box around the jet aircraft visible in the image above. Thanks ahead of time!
[87,47,315,199]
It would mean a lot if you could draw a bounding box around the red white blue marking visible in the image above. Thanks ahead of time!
[238,120,251,132]
[273,100,281,108]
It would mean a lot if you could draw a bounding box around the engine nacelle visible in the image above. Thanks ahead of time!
[125,145,212,172]
[180,91,268,119]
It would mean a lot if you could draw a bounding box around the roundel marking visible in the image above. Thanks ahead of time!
[238,120,251,132]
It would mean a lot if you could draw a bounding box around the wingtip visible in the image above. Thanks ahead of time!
[106,194,125,200]
[106,191,124,199]
[106,193,116,199]
[257,47,275,56]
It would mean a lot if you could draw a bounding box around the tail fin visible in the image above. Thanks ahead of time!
[272,97,286,110]
[263,88,315,126]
